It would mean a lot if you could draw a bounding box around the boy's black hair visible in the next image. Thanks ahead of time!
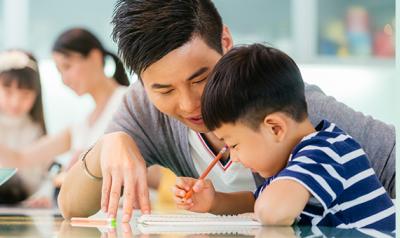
[112,0,223,76]
[202,44,308,131]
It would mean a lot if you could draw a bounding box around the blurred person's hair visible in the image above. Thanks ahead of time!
[53,28,130,86]
[0,50,46,134]
[0,175,30,204]
[112,0,223,77]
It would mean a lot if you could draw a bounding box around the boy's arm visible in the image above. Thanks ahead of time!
[255,179,310,225]
[175,177,255,214]
[210,191,255,215]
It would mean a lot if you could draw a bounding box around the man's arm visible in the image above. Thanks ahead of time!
[58,132,151,222]
[305,84,396,197]
[57,138,103,218]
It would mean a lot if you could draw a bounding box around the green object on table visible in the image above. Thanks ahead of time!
[111,218,116,228]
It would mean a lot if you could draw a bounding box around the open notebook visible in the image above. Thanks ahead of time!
[137,213,260,226]
[136,213,261,235]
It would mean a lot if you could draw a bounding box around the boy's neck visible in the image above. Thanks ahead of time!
[289,118,316,147]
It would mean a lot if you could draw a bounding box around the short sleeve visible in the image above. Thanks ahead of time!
[274,154,345,210]
[305,83,395,198]
[253,176,274,199]
[105,84,160,166]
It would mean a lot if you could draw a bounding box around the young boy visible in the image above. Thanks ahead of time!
[174,44,395,231]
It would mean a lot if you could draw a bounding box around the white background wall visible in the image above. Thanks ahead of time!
[1,0,397,166]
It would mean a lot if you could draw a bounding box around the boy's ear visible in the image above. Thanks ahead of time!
[221,25,233,54]
[262,113,288,142]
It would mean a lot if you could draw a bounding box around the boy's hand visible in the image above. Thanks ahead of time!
[173,177,216,213]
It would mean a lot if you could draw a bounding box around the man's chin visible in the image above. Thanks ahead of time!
[189,124,209,133]
[184,120,209,133]
[175,117,210,132]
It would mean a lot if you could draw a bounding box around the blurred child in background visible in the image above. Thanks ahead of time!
[0,28,130,206]
[0,50,48,204]
[0,29,162,207]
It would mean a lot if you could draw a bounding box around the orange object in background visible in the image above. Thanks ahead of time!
[154,167,177,211]
[373,24,395,58]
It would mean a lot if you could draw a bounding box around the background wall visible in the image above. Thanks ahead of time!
[0,0,397,162]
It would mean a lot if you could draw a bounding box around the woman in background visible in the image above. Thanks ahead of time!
[0,28,132,205]
[0,50,47,204]
[51,28,130,164]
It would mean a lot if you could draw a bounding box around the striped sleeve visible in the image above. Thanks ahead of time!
[274,154,345,210]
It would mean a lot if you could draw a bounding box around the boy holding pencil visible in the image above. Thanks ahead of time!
[174,44,395,231]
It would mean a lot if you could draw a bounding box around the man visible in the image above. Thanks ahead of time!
[58,0,395,223]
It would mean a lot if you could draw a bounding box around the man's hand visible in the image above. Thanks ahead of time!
[99,132,151,222]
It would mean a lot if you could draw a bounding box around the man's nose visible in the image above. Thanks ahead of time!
[179,90,200,113]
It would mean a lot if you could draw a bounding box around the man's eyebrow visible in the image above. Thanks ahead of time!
[151,67,209,89]
[186,67,209,81]
[151,83,172,89]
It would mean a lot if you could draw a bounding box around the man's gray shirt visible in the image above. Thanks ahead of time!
[107,81,396,198]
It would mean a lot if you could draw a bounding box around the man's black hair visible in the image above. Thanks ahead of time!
[112,0,223,76]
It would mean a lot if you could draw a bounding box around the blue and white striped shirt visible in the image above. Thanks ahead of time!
[254,120,395,231]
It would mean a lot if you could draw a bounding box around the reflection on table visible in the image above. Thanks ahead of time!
[0,207,395,238]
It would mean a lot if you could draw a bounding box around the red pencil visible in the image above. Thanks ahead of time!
[183,145,228,200]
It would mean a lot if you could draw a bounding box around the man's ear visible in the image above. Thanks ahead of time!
[262,113,288,142]
[221,25,233,54]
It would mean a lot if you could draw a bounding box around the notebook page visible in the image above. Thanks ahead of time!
[136,223,260,235]
[137,213,261,226]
